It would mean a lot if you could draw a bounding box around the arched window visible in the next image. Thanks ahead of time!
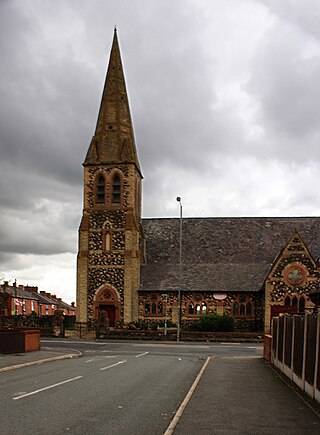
[144,294,165,317]
[145,301,150,314]
[112,174,121,203]
[284,296,291,306]
[232,296,254,318]
[187,295,207,316]
[292,296,298,307]
[299,297,305,313]
[96,175,105,203]
[202,302,207,315]
[188,302,195,314]
[103,230,112,252]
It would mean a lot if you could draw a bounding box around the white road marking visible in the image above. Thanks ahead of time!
[86,356,117,363]
[135,352,149,358]
[13,376,83,400]
[100,360,126,371]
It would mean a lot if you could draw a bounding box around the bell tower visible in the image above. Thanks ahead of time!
[76,29,144,326]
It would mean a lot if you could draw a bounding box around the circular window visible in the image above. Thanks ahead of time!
[284,264,307,286]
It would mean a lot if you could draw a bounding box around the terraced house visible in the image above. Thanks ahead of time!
[76,30,320,333]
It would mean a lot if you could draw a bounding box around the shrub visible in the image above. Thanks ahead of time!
[53,309,64,327]
[191,313,234,332]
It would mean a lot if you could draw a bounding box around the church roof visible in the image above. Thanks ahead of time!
[140,217,320,293]
[84,29,142,176]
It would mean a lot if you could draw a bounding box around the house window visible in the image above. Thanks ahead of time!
[232,296,254,318]
[103,229,112,252]
[112,174,121,203]
[145,301,150,314]
[284,296,291,306]
[31,301,35,312]
[144,294,164,316]
[96,175,105,204]
[187,295,207,316]
[46,305,49,314]
[283,294,305,313]
[299,296,305,313]
[22,300,26,312]
[188,302,194,314]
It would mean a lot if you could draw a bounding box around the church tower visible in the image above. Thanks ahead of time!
[76,29,144,326]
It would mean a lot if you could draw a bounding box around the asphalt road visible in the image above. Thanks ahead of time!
[0,340,262,434]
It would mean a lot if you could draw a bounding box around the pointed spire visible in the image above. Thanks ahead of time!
[84,30,142,176]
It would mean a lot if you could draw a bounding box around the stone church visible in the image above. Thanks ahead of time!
[76,30,320,333]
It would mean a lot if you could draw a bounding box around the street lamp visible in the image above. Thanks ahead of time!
[161,293,168,337]
[176,196,182,342]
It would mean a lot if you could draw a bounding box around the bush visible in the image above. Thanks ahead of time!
[191,313,234,332]
[52,309,64,327]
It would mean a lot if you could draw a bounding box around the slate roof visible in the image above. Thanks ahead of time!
[140,217,320,293]
[3,286,38,300]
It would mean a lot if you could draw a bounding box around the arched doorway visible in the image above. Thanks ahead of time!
[94,286,120,327]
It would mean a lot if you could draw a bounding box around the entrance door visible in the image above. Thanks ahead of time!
[99,305,116,326]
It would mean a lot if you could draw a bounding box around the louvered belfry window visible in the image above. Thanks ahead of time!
[112,174,121,203]
[96,175,105,203]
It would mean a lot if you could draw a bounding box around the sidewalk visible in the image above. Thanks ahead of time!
[173,356,320,434]
[0,347,81,373]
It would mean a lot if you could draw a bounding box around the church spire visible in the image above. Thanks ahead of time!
[84,30,142,176]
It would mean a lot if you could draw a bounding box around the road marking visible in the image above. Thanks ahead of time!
[100,360,126,371]
[135,352,149,358]
[86,356,117,363]
[13,376,83,401]
[164,356,211,435]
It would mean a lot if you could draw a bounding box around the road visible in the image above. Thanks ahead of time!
[0,340,262,434]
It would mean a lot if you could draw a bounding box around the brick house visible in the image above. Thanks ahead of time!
[76,30,320,332]
[0,282,76,317]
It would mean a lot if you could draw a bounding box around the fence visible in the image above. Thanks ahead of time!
[272,313,320,403]
[0,315,76,336]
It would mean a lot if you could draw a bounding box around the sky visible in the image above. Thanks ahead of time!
[1,0,320,303]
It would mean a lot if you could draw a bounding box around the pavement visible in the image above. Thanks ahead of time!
[0,346,81,373]
[172,356,320,434]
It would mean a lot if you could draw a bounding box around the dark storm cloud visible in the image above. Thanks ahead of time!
[1,0,320,296]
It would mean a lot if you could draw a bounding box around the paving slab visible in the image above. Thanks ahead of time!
[174,356,320,435]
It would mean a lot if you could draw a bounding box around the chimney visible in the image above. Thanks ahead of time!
[40,291,46,295]
[71,302,75,308]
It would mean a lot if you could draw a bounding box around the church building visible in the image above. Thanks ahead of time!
[76,30,320,333]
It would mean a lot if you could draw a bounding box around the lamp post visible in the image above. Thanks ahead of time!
[162,293,168,337]
[176,197,182,342]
